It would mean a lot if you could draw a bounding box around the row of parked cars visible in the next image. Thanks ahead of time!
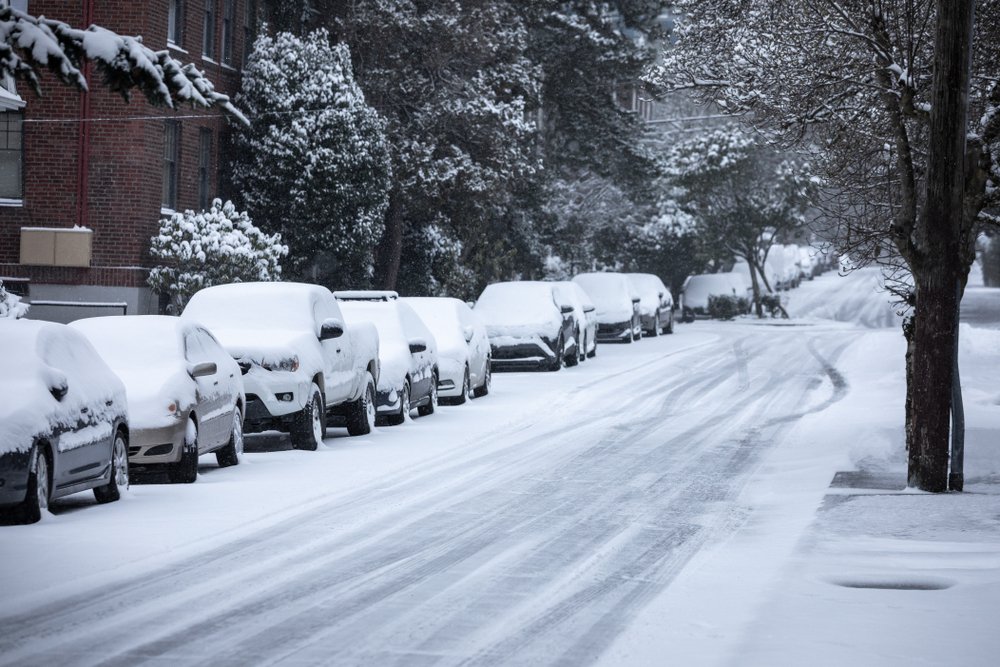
[679,245,834,319]
[1,271,676,524]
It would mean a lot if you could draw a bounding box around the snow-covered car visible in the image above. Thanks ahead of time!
[798,245,816,280]
[552,281,598,360]
[338,299,439,425]
[783,244,803,287]
[71,316,245,483]
[0,320,129,524]
[473,281,579,371]
[182,282,380,449]
[763,245,791,291]
[572,272,642,343]
[680,272,750,321]
[401,296,491,404]
[333,290,398,302]
[627,272,675,336]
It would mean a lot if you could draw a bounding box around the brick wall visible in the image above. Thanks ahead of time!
[0,0,250,291]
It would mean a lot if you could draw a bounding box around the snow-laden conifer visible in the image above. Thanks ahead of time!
[148,200,287,314]
[229,30,391,289]
[0,280,28,319]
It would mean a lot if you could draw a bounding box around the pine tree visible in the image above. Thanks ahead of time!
[229,30,391,289]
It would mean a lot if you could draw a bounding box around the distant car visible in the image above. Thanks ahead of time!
[552,281,598,360]
[71,316,245,484]
[0,320,129,524]
[474,281,579,371]
[798,245,816,280]
[401,297,492,404]
[680,272,749,321]
[572,272,642,343]
[627,273,675,336]
[182,282,380,450]
[339,299,439,425]
[732,259,774,297]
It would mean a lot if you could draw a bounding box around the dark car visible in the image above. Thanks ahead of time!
[627,272,675,336]
[473,281,578,371]
[0,320,130,524]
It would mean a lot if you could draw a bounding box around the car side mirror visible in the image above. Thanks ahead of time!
[189,361,217,378]
[462,325,475,343]
[559,304,574,315]
[320,318,345,340]
[409,338,428,354]
[631,297,641,304]
[583,305,596,314]
[466,300,476,309]
[49,381,69,401]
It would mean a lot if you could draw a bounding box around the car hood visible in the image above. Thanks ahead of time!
[115,367,197,430]
[210,328,321,371]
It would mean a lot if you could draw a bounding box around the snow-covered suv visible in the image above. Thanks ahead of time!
[183,282,380,449]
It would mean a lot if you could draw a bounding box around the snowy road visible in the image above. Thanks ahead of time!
[0,309,857,666]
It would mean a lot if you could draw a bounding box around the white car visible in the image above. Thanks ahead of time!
[552,281,598,360]
[401,297,491,404]
[474,281,579,370]
[339,299,439,425]
[182,282,380,450]
[0,320,129,523]
[71,316,245,483]
[681,272,750,320]
[572,272,642,343]
[627,273,675,336]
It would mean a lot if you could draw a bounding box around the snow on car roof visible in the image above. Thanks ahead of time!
[401,297,465,351]
[572,272,632,307]
[71,315,186,368]
[333,290,399,301]
[339,300,407,347]
[183,281,329,331]
[473,281,559,326]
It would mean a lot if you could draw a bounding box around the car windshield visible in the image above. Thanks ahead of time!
[340,302,408,348]
[573,274,627,308]
[71,317,184,369]
[404,298,464,349]
[475,282,556,323]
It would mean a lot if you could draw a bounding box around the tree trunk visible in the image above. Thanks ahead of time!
[374,191,404,290]
[908,0,974,492]
[746,259,764,318]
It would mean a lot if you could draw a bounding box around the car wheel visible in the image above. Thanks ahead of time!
[216,409,243,467]
[472,359,491,398]
[664,311,674,334]
[95,429,129,503]
[452,367,469,405]
[418,372,438,417]
[347,372,377,436]
[171,419,199,483]
[547,336,564,371]
[17,446,50,524]
[565,329,580,367]
[386,381,410,426]
[291,383,325,450]
[650,312,661,337]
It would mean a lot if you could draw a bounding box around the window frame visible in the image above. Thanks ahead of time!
[203,0,216,59]
[167,0,184,47]
[0,111,24,202]
[162,120,180,211]
[198,127,212,210]
[221,0,235,65]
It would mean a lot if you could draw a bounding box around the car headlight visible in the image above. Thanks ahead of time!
[167,400,182,418]
[261,356,300,372]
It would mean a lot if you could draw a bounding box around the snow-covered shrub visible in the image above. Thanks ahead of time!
[148,199,287,314]
[707,294,747,321]
[0,279,29,319]
[229,30,391,289]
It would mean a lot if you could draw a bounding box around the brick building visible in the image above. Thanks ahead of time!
[0,0,254,321]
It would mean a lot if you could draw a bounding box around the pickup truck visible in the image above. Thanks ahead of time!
[182,282,380,450]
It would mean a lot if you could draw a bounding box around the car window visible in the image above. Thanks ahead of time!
[38,330,108,403]
[196,328,229,366]
[184,329,211,364]
[397,303,432,346]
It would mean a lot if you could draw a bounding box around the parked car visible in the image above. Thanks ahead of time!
[798,245,816,280]
[338,299,439,425]
[401,297,491,404]
[0,320,129,524]
[182,282,380,450]
[627,273,675,336]
[572,272,642,343]
[552,281,598,360]
[474,281,579,371]
[71,316,245,483]
[680,272,750,321]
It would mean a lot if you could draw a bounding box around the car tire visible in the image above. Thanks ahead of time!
[291,384,325,450]
[216,409,243,467]
[385,381,410,426]
[418,372,438,417]
[472,360,491,398]
[171,419,199,483]
[664,312,674,334]
[347,372,377,436]
[17,446,50,524]
[649,312,661,337]
[95,429,129,503]
[565,329,580,367]
[547,336,564,371]
[452,367,469,405]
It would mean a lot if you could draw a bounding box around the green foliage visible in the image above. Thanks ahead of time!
[707,294,748,320]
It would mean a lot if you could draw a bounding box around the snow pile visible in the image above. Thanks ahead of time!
[572,273,634,322]
[0,279,29,319]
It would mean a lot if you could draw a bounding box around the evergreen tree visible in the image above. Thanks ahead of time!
[229,30,392,289]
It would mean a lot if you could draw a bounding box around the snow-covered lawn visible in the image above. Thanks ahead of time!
[1,268,997,666]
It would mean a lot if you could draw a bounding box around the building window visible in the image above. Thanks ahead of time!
[198,128,212,210]
[168,0,183,46]
[203,0,216,59]
[243,0,256,67]
[162,121,180,210]
[0,112,23,200]
[221,0,235,64]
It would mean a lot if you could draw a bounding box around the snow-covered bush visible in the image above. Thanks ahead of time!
[148,200,287,314]
[707,294,748,321]
[0,279,29,319]
[229,30,391,289]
